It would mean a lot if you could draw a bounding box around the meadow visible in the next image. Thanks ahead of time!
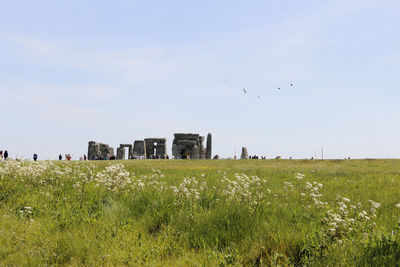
[0,159,399,266]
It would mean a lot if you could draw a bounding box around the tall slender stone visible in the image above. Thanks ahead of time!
[206,133,212,159]
[240,147,248,159]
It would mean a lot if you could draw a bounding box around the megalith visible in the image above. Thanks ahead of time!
[240,147,249,159]
[206,133,212,159]
[88,141,114,160]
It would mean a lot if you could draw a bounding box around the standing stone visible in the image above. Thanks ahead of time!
[144,140,155,159]
[144,138,167,159]
[206,133,212,159]
[191,145,200,159]
[129,146,134,159]
[172,133,204,159]
[108,147,114,158]
[88,141,98,160]
[133,140,146,158]
[199,136,206,159]
[240,147,248,159]
[117,144,132,160]
[155,141,167,159]
[88,141,114,160]
[117,147,125,160]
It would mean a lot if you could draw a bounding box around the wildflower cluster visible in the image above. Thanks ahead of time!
[306,181,326,207]
[221,173,268,209]
[321,196,381,245]
[94,164,131,191]
[171,176,207,201]
[0,160,53,182]
[131,169,167,192]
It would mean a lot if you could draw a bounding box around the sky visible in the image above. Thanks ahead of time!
[1,0,400,160]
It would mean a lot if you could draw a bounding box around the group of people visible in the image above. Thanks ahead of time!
[59,154,72,161]
[1,150,85,162]
[0,150,9,161]
[127,155,170,160]
[248,155,268,159]
[92,155,170,160]
[58,154,87,161]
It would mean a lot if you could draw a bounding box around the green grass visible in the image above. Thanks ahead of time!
[0,159,400,266]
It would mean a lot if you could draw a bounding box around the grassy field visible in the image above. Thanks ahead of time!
[0,159,399,266]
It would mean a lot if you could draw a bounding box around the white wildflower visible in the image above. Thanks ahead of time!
[295,173,305,180]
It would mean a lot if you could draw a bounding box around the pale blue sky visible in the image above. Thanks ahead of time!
[1,0,399,160]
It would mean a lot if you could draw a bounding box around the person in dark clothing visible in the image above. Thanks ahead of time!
[4,150,8,160]
[33,153,38,161]
[59,154,62,160]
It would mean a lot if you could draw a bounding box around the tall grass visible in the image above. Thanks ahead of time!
[0,159,399,266]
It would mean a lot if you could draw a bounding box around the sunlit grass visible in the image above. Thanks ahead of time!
[0,159,399,266]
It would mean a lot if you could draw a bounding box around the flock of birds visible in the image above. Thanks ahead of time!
[225,80,294,99]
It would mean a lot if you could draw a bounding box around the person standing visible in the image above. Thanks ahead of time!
[4,150,8,160]
[0,151,3,161]
[33,153,38,161]
[59,154,62,160]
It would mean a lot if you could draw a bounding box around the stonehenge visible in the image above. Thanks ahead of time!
[117,144,132,160]
[172,133,211,159]
[144,138,167,159]
[206,133,212,159]
[133,140,145,158]
[88,138,167,160]
[88,132,212,160]
[240,147,248,159]
[88,141,114,160]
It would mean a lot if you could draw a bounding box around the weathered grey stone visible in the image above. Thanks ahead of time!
[172,133,209,159]
[133,140,146,157]
[240,147,248,159]
[192,145,200,159]
[206,133,212,159]
[173,133,199,140]
[117,144,133,159]
[88,141,114,160]
[145,141,155,159]
[120,144,131,147]
[199,136,206,159]
[144,138,167,159]
[177,140,197,146]
[108,147,114,158]
[117,147,125,160]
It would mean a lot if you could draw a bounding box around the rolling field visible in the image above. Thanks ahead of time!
[0,159,399,266]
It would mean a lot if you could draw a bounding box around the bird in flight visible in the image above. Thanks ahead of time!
[243,88,247,94]
[257,96,260,99]
[290,83,293,86]
[277,87,280,90]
